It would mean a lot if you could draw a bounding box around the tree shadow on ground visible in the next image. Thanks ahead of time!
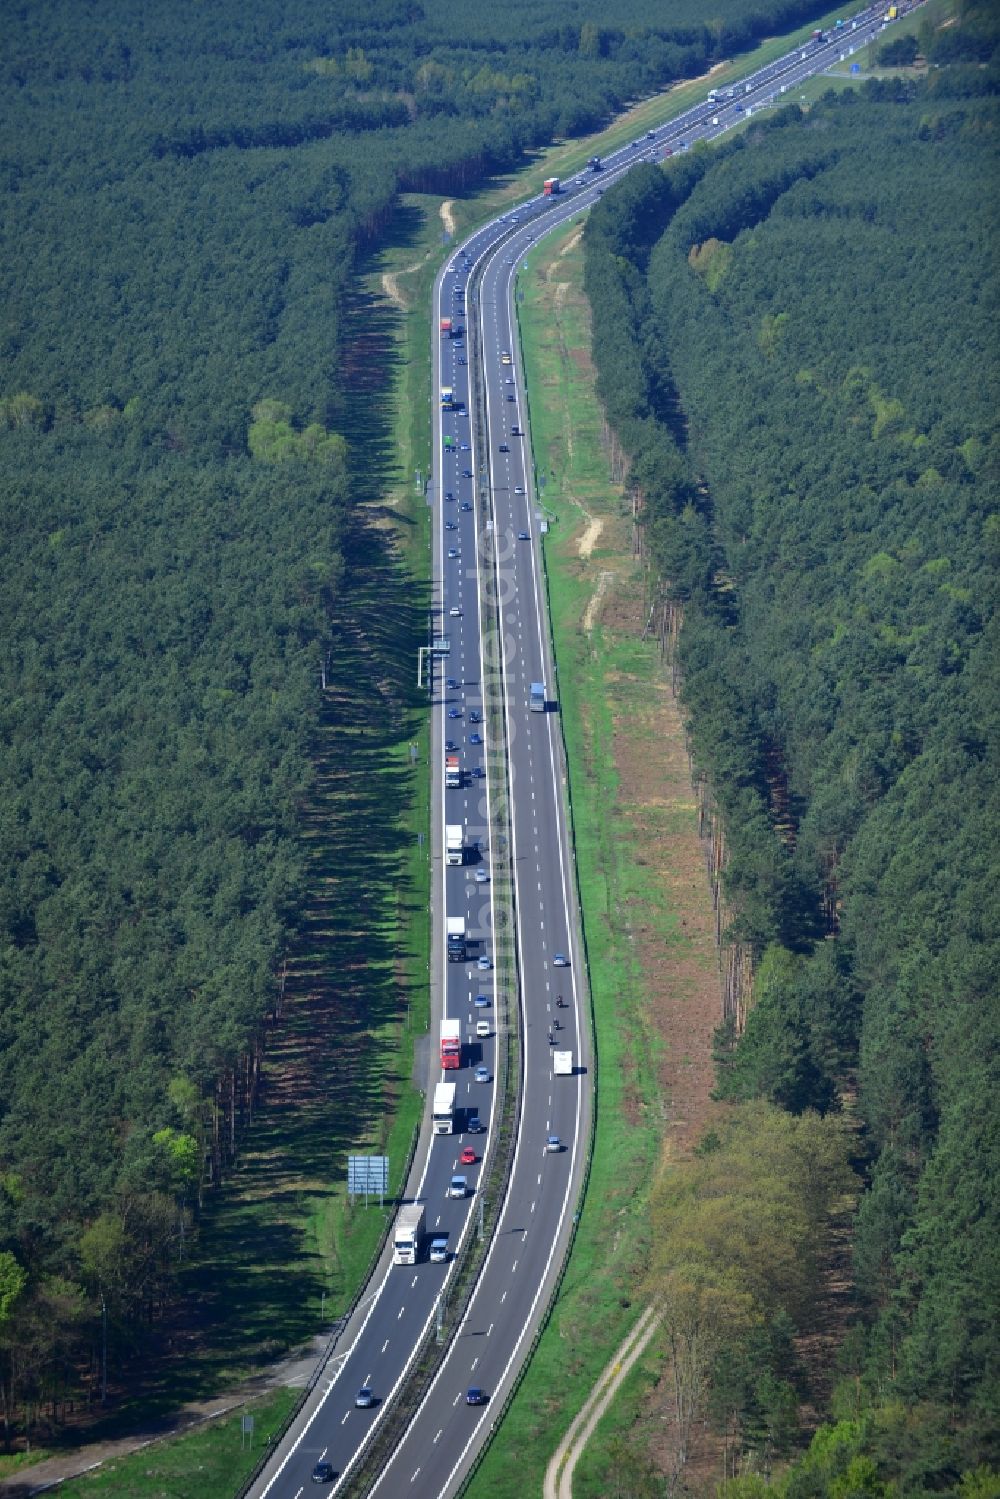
[91,231,433,1429]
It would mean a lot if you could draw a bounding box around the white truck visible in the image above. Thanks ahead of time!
[447,915,466,962]
[433,1081,457,1134]
[553,1050,573,1077]
[446,824,464,866]
[393,1203,425,1265]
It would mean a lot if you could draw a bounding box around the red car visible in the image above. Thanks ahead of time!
[460,1146,477,1165]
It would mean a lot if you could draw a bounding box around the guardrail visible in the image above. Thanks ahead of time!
[346,239,527,1497]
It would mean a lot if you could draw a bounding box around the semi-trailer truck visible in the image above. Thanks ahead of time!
[530,681,546,713]
[441,1017,462,1069]
[447,916,466,962]
[393,1203,425,1264]
[543,177,560,195]
[446,754,462,788]
[433,1081,457,1133]
[446,825,464,866]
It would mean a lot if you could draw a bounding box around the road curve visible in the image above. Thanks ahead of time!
[242,9,902,1495]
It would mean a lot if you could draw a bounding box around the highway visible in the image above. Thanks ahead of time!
[242,7,903,1496]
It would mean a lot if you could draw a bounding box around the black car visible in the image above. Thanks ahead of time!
[466,1387,489,1406]
[312,1461,336,1483]
[462,468,473,478]
[499,443,509,453]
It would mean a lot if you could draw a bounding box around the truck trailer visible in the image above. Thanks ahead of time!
[446,916,466,962]
[393,1203,425,1265]
[446,824,464,866]
[441,1017,462,1069]
[553,1050,573,1076]
[530,681,546,713]
[433,1081,457,1133]
[543,177,560,195]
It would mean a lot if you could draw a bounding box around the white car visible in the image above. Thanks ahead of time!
[449,606,462,617]
[447,1175,468,1199]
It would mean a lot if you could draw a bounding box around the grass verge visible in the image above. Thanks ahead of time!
[51,1390,298,1499]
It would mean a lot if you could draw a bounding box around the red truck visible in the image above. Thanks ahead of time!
[543,177,560,195]
[440,317,452,336]
[441,1017,462,1070]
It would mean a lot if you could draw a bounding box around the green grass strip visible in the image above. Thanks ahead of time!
[465,218,669,1497]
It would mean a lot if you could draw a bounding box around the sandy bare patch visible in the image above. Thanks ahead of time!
[381,271,407,310]
[582,568,612,632]
[381,247,433,311]
[578,514,604,559]
[440,200,456,236]
[674,59,727,91]
[602,584,724,1159]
